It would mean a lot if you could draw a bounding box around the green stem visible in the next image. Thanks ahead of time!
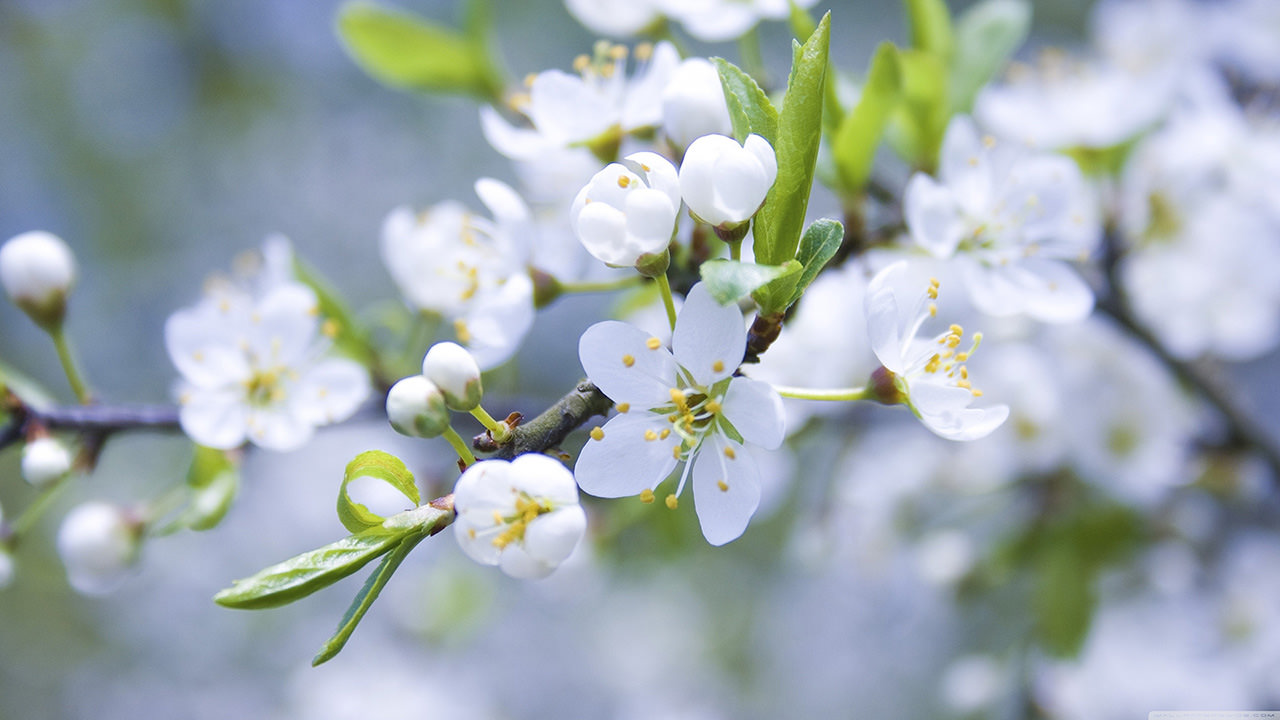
[738,27,768,86]
[772,385,871,402]
[470,405,511,444]
[558,276,644,295]
[9,470,75,542]
[442,426,477,467]
[655,273,678,330]
[729,241,742,261]
[51,327,91,404]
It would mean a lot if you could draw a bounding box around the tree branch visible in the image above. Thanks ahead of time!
[0,397,181,452]
[473,380,613,459]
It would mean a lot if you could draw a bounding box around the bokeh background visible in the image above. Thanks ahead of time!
[2,0,1278,718]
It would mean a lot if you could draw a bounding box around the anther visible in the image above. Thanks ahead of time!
[724,447,736,460]
[640,489,655,504]
[616,402,630,413]
[717,480,729,492]
[646,337,661,350]
[622,354,635,367]
[712,360,725,373]
[665,494,678,510]
[590,427,605,441]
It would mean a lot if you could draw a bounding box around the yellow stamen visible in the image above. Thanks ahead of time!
[616,402,630,413]
[590,427,605,441]
[622,354,635,367]
[705,400,722,414]
[321,319,339,338]
[644,429,658,441]
[665,494,678,510]
[617,175,632,188]
[712,360,725,373]
[640,489,655,504]
[717,480,729,492]
[724,447,736,460]
[646,337,662,350]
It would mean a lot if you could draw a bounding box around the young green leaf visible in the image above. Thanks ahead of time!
[751,259,805,316]
[752,13,830,267]
[338,450,421,534]
[904,0,954,60]
[713,58,778,144]
[213,527,406,610]
[312,532,426,665]
[950,0,1031,112]
[337,1,504,100]
[182,446,240,532]
[787,219,844,305]
[886,48,949,172]
[833,42,903,193]
[700,259,800,305]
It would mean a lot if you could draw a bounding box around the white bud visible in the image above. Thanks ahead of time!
[662,58,733,150]
[385,375,451,438]
[21,437,73,488]
[678,133,777,229]
[0,231,77,329]
[56,502,141,595]
[422,342,483,411]
[0,549,13,590]
[570,151,681,268]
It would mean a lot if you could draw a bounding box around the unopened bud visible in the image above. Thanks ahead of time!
[21,437,73,487]
[422,342,483,411]
[56,502,142,595]
[0,231,77,330]
[385,375,451,438]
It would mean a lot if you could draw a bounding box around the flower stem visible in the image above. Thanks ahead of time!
[50,327,91,404]
[772,385,871,402]
[442,426,477,468]
[729,241,742,261]
[655,273,678,330]
[558,276,644,295]
[470,405,511,444]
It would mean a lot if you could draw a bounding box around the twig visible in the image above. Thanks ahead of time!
[474,380,613,459]
[0,400,181,452]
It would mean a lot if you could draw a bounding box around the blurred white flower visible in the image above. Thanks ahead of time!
[654,0,818,42]
[385,375,450,439]
[381,179,535,369]
[941,655,1006,715]
[422,341,483,411]
[0,230,76,329]
[678,133,777,231]
[21,436,73,487]
[571,151,681,267]
[575,283,785,545]
[453,454,587,579]
[661,58,733,150]
[564,0,661,37]
[904,116,1100,322]
[0,547,12,590]
[866,262,1009,441]
[56,501,141,595]
[166,281,370,451]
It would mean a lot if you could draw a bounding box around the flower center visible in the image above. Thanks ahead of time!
[492,493,555,550]
[244,367,291,406]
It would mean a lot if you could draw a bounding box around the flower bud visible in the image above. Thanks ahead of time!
[56,502,142,595]
[570,151,681,268]
[422,342,483,411]
[21,437,73,487]
[385,375,451,438]
[0,231,77,330]
[662,58,733,150]
[678,133,777,230]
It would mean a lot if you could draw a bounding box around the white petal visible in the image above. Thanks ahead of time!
[524,506,587,565]
[165,304,250,388]
[743,134,778,188]
[920,403,1011,442]
[691,436,761,545]
[529,70,616,145]
[454,460,515,514]
[574,412,680,498]
[454,515,502,566]
[963,258,1094,323]
[509,453,580,506]
[292,358,370,425]
[576,200,632,266]
[621,41,680,131]
[479,105,549,160]
[623,151,681,210]
[245,405,314,451]
[458,272,535,370]
[710,145,771,222]
[246,283,319,364]
[865,262,908,372]
[720,377,785,449]
[579,320,677,405]
[474,178,530,227]
[905,174,964,258]
[498,543,555,579]
[672,283,746,386]
[179,386,248,450]
[623,187,678,254]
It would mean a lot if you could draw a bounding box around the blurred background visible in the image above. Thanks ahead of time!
[2,0,1277,718]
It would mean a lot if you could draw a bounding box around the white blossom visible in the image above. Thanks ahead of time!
[385,375,450,439]
[866,261,1009,441]
[904,116,1100,322]
[678,133,777,230]
[453,454,587,579]
[0,230,77,328]
[21,436,73,487]
[56,502,141,595]
[166,280,370,451]
[654,0,818,42]
[380,179,536,369]
[576,283,785,545]
[571,151,681,268]
[661,58,733,150]
[564,0,661,37]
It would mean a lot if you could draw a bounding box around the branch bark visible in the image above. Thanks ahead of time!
[473,380,613,459]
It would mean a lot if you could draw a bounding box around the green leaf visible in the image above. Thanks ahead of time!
[833,42,903,193]
[787,219,844,305]
[338,450,421,534]
[886,48,949,172]
[293,255,375,366]
[713,58,778,145]
[179,446,240,532]
[1034,544,1094,657]
[699,260,799,305]
[337,1,504,100]
[214,526,406,610]
[751,260,804,316]
[905,0,954,60]
[313,532,426,665]
[787,2,817,41]
[753,13,830,267]
[950,0,1031,112]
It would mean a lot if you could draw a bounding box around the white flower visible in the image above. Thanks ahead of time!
[0,230,76,328]
[654,0,818,42]
[661,58,733,150]
[422,341,483,411]
[480,41,680,162]
[0,548,12,590]
[866,261,1009,441]
[571,151,681,268]
[564,0,661,37]
[385,375,450,439]
[381,179,535,369]
[575,283,785,545]
[56,502,141,595]
[678,133,777,230]
[166,281,370,451]
[904,116,1100,323]
[453,454,587,579]
[21,437,73,487]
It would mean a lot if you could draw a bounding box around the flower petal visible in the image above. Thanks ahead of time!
[579,320,677,405]
[672,283,746,385]
[244,405,314,451]
[720,377,785,449]
[292,358,370,426]
[692,436,761,546]
[524,505,586,565]
[165,303,250,388]
[905,173,964,258]
[574,412,680,498]
[963,258,1094,323]
[179,386,248,450]
[498,543,555,579]
[509,453,579,506]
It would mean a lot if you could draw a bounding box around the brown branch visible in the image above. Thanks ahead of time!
[0,395,182,453]
[473,380,613,459]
